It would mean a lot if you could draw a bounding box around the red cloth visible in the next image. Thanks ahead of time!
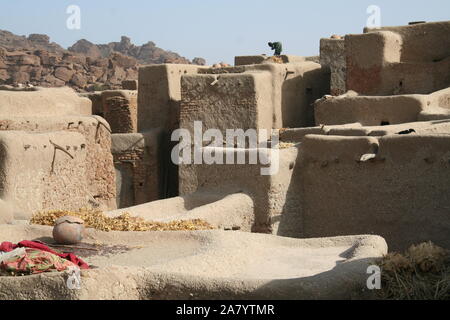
[0,240,89,269]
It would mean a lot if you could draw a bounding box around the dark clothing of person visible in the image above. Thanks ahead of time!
[269,42,282,55]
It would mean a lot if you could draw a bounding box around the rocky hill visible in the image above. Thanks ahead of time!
[0,30,205,91]
[0,30,65,53]
[69,36,206,66]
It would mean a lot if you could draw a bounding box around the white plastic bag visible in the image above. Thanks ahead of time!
[0,247,26,263]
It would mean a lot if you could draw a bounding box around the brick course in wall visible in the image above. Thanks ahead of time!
[111,132,161,208]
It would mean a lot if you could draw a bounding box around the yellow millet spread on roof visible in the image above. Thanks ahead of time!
[30,209,214,232]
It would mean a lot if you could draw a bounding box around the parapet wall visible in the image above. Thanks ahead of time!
[0,87,92,116]
[180,72,273,139]
[364,21,450,63]
[320,38,346,95]
[234,55,267,66]
[315,93,425,126]
[280,121,450,142]
[137,64,203,197]
[234,55,312,66]
[315,87,450,126]
[138,64,201,133]
[0,131,90,218]
[102,90,138,133]
[112,131,162,208]
[0,116,116,210]
[345,22,450,95]
[179,147,301,235]
[82,92,103,117]
[297,134,450,251]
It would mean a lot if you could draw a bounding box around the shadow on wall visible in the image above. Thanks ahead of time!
[160,132,179,199]
[275,156,303,238]
[281,68,330,128]
[276,135,450,252]
[114,131,167,209]
[169,190,235,212]
[116,162,134,209]
[249,257,379,300]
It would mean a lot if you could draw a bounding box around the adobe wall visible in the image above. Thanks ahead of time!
[102,90,138,133]
[137,64,203,198]
[0,131,90,219]
[122,80,138,90]
[0,116,116,210]
[235,55,267,66]
[279,62,329,127]
[297,134,450,251]
[180,72,274,139]
[315,94,426,126]
[320,38,346,95]
[179,62,328,206]
[379,59,449,95]
[280,121,450,142]
[315,87,450,126]
[179,147,302,236]
[419,88,450,120]
[428,87,450,109]
[112,131,162,208]
[345,29,450,95]
[137,62,328,199]
[419,109,450,121]
[0,87,92,116]
[138,64,201,133]
[234,55,310,66]
[181,61,329,133]
[364,21,450,63]
[82,92,104,117]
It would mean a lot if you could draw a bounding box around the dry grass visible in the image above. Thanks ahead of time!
[30,209,215,232]
[377,241,450,300]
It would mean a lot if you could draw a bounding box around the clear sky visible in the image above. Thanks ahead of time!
[0,0,449,64]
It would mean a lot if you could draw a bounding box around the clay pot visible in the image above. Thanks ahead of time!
[52,216,85,245]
